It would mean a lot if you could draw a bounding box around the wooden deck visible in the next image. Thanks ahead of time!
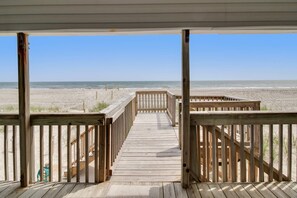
[1,181,297,197]
[2,113,297,197]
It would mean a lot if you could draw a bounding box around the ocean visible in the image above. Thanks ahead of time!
[0,80,297,89]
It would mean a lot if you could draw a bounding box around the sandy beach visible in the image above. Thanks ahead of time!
[1,87,297,112]
[1,87,297,181]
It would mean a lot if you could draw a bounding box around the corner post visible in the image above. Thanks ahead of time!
[181,29,190,188]
[18,33,31,187]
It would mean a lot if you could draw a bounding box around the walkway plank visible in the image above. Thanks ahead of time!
[252,183,277,198]
[42,183,66,198]
[163,182,176,198]
[111,113,181,182]
[208,184,227,198]
[0,181,297,197]
[219,183,239,198]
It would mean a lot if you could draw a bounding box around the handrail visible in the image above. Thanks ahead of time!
[190,111,297,125]
[30,113,105,125]
[0,114,19,125]
[176,95,244,101]
[101,93,135,119]
[188,100,260,109]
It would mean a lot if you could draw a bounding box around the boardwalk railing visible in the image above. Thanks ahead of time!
[101,93,136,177]
[30,113,105,183]
[187,111,297,185]
[0,94,136,184]
[69,125,95,178]
[0,114,19,182]
[136,91,168,113]
[167,91,176,126]
[136,90,176,126]
[176,95,243,102]
[178,99,261,148]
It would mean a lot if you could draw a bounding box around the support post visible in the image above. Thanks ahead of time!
[99,124,107,182]
[18,33,31,187]
[181,29,190,188]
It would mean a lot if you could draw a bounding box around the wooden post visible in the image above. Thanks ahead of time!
[171,95,176,127]
[106,119,112,177]
[181,29,190,188]
[18,33,31,187]
[99,124,107,182]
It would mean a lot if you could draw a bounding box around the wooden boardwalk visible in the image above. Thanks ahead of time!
[111,112,181,182]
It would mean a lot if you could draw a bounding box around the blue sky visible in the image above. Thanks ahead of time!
[0,34,297,82]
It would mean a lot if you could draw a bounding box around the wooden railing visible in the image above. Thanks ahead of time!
[0,114,19,181]
[0,92,135,184]
[167,91,176,126]
[178,99,260,148]
[69,126,95,178]
[101,93,136,176]
[188,111,297,184]
[30,113,106,183]
[136,91,167,113]
[176,95,243,102]
[135,90,176,126]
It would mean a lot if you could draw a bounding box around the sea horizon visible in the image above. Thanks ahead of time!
[1,80,297,89]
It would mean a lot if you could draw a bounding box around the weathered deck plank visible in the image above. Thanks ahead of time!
[111,113,181,182]
[2,181,297,197]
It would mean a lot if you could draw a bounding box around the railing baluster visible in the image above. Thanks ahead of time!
[211,126,217,182]
[259,125,264,182]
[30,126,35,183]
[231,125,236,182]
[76,125,80,182]
[67,125,71,182]
[40,125,44,182]
[58,125,62,182]
[269,124,273,182]
[197,125,201,180]
[49,125,53,182]
[190,125,198,180]
[288,124,292,180]
[99,124,107,182]
[4,125,8,180]
[85,125,89,183]
[95,125,100,183]
[202,126,206,181]
[250,125,255,182]
[13,125,17,181]
[240,125,246,182]
[279,124,283,181]
[206,126,210,181]
[221,125,227,182]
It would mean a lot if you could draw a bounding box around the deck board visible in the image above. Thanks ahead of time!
[111,113,181,182]
[2,181,297,197]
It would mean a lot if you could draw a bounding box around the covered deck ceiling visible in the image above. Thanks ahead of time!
[1,0,297,35]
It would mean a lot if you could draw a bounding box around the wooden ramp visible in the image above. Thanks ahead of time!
[111,112,181,182]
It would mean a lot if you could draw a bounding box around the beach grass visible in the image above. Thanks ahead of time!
[0,104,18,112]
[30,105,61,112]
[90,102,109,112]
[261,105,270,111]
